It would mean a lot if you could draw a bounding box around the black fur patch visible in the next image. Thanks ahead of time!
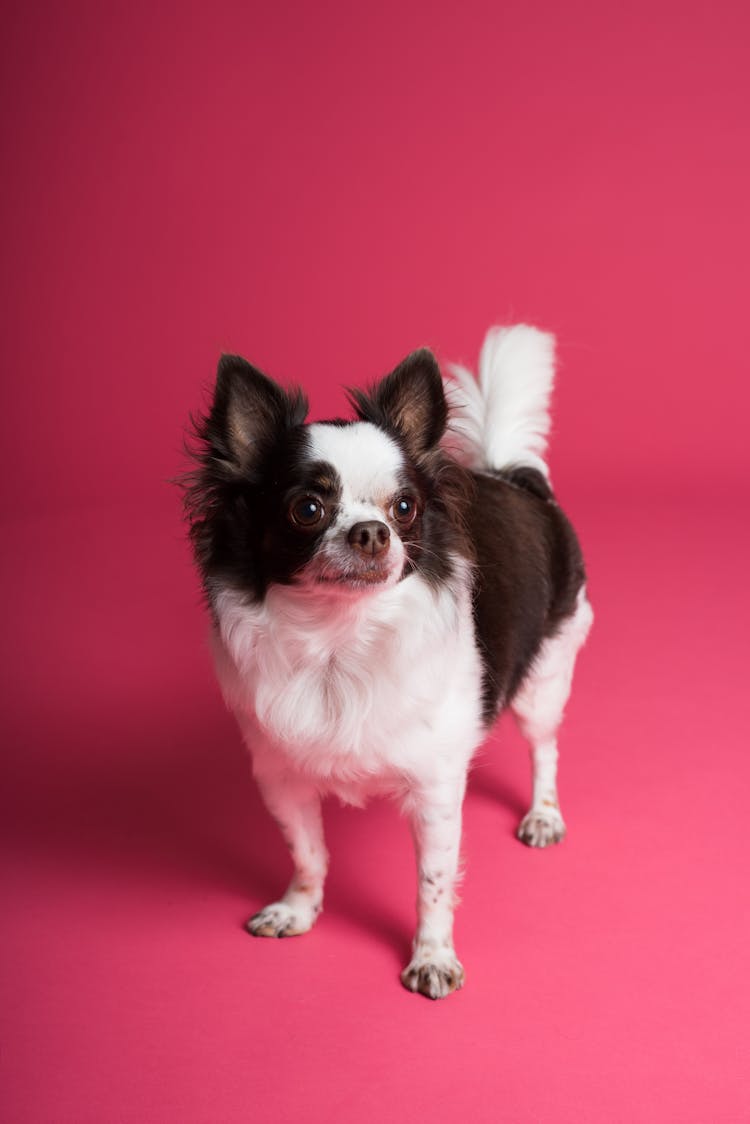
[467,471,586,723]
[182,356,317,600]
[501,465,553,501]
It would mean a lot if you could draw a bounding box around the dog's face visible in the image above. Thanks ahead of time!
[186,349,468,601]
[276,420,419,591]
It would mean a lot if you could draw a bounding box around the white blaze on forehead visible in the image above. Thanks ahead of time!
[307,422,404,503]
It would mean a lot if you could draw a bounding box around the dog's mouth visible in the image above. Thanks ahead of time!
[316,566,393,588]
[301,539,407,592]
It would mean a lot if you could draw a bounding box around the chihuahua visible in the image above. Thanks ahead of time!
[183,324,592,999]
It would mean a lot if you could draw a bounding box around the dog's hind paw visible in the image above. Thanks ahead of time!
[517,809,566,847]
[401,950,465,1000]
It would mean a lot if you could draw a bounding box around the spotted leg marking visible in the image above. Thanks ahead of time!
[401,783,466,999]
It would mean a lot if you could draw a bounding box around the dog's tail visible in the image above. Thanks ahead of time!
[442,324,556,479]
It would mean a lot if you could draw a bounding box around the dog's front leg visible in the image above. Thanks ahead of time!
[246,767,328,939]
[402,782,466,999]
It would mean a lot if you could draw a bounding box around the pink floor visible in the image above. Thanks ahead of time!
[2,492,748,1122]
[3,0,750,1118]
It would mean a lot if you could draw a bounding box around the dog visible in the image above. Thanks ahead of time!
[183,324,592,999]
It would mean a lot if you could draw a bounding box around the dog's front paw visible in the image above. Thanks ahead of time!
[517,808,566,847]
[401,949,465,1000]
[246,901,316,938]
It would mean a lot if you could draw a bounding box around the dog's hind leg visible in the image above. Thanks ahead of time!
[511,589,593,847]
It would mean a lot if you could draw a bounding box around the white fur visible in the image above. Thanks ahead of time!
[443,324,556,479]
[512,587,594,845]
[307,422,404,505]
[213,559,483,796]
[214,559,483,993]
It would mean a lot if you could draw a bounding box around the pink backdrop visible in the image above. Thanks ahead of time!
[2,2,749,1121]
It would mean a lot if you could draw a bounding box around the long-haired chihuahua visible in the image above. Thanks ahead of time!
[183,324,592,999]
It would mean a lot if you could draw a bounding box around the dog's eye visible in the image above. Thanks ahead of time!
[290,496,325,528]
[391,495,418,527]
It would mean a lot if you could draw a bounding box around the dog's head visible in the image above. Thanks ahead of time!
[184,349,469,601]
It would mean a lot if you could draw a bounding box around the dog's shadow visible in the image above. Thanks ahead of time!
[3,694,412,961]
[4,695,271,899]
[466,718,529,823]
[467,765,527,821]
[5,693,526,965]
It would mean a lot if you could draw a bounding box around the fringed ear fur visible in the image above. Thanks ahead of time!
[204,354,308,473]
[348,348,447,457]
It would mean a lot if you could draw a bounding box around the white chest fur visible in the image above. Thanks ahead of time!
[211,563,484,794]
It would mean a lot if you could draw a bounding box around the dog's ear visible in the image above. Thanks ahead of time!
[349,348,447,456]
[205,355,308,473]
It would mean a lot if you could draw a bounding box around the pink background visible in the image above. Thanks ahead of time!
[2,1,749,1120]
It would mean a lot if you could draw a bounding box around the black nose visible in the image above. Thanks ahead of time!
[347,520,390,557]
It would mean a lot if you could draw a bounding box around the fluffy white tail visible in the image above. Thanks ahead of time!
[442,324,556,479]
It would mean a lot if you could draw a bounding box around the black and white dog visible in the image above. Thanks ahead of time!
[184,325,592,999]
